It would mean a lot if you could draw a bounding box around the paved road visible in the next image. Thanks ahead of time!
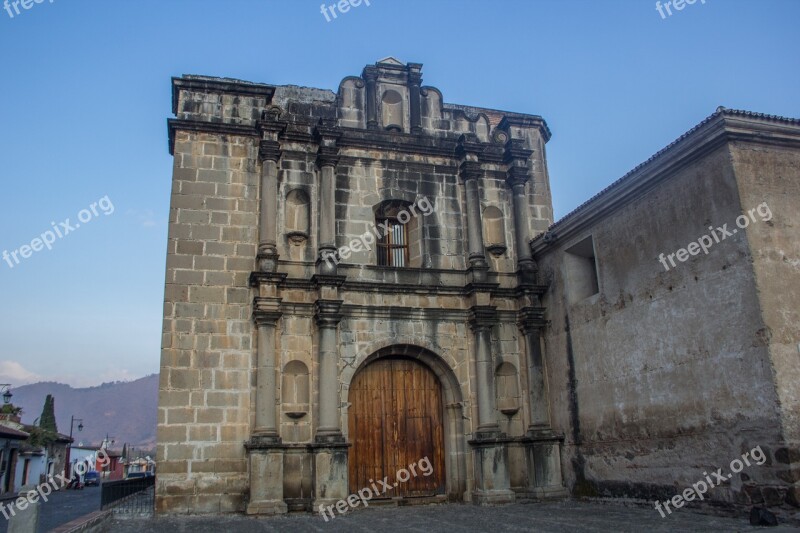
[110,501,800,532]
[0,484,100,533]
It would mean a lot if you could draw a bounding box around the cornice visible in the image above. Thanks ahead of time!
[171,76,276,116]
[498,114,552,143]
[168,118,258,155]
[337,128,460,158]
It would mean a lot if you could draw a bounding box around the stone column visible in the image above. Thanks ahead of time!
[517,308,567,500]
[246,296,287,515]
[470,307,500,436]
[457,135,489,281]
[519,307,550,429]
[364,67,378,130]
[408,64,423,135]
[253,303,280,439]
[505,139,537,284]
[315,122,341,275]
[468,306,514,505]
[312,299,349,510]
[314,300,343,441]
[257,118,283,273]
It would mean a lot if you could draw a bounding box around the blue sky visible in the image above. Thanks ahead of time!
[0,0,797,387]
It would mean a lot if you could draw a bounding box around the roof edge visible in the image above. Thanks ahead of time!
[532,108,800,254]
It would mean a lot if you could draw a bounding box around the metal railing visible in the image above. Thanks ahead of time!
[100,475,155,514]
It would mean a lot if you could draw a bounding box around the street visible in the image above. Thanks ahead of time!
[0,484,100,533]
[110,501,800,533]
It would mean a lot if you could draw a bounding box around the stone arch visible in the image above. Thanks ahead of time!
[343,342,468,501]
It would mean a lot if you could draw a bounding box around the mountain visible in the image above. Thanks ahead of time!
[9,374,158,448]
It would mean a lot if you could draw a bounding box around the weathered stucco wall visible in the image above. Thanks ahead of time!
[730,139,800,504]
[537,140,786,506]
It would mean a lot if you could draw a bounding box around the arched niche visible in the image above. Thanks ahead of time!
[381,89,404,132]
[495,362,520,416]
[285,189,310,244]
[483,205,507,256]
[282,360,310,419]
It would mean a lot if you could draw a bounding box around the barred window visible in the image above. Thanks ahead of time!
[376,201,411,267]
[377,218,408,267]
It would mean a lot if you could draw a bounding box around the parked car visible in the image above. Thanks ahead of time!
[84,471,99,486]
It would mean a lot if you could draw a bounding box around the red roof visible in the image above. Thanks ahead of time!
[0,425,30,440]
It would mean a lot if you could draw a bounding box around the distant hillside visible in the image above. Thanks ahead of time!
[10,374,158,448]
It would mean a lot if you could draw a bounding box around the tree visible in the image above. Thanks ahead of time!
[121,443,128,461]
[39,394,58,433]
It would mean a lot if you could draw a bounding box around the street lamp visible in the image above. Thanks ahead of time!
[0,384,12,404]
[63,416,84,479]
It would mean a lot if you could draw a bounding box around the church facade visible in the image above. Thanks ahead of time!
[157,59,800,515]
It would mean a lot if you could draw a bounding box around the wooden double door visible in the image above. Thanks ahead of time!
[348,357,446,498]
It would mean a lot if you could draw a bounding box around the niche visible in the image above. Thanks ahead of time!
[282,360,310,419]
[483,206,507,256]
[285,189,310,245]
[495,362,521,417]
[381,89,404,132]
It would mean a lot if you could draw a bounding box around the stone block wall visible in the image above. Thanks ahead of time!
[157,130,260,513]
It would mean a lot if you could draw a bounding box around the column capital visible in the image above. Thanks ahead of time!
[503,138,533,163]
[316,150,340,169]
[259,140,282,163]
[468,306,498,331]
[459,160,483,182]
[253,297,282,326]
[506,165,530,189]
[315,120,341,168]
[504,139,533,188]
[362,66,378,82]
[315,299,343,328]
[517,306,547,333]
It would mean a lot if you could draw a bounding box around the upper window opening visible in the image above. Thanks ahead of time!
[376,201,411,267]
[564,235,599,304]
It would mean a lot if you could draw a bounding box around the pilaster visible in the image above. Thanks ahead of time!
[314,120,342,275]
[505,138,538,284]
[256,109,285,273]
[458,134,489,283]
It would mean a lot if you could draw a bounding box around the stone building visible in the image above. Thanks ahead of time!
[157,58,800,515]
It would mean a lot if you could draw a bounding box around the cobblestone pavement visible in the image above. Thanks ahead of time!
[110,501,800,532]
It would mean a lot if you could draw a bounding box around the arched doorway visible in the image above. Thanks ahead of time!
[348,357,446,498]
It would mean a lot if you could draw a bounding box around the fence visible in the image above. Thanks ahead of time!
[100,475,155,515]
